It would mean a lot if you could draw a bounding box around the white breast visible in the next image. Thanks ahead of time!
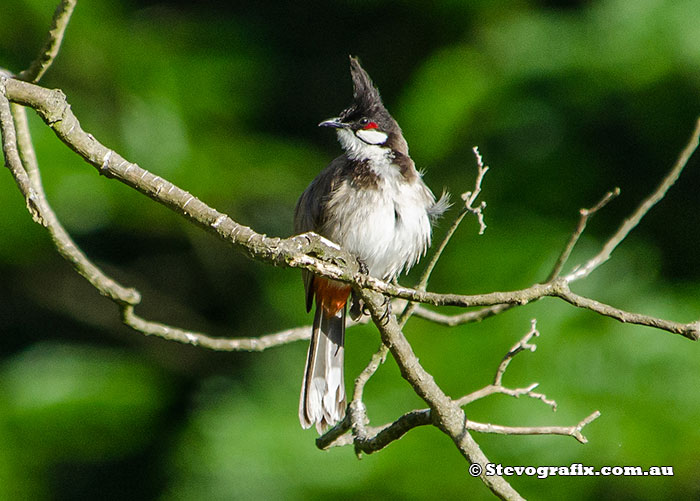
[322,152,434,280]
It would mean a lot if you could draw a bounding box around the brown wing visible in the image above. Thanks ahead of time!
[294,156,346,312]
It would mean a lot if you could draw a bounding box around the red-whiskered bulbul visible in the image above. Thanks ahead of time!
[295,56,449,433]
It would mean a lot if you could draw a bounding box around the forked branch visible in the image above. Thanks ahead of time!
[2,7,700,498]
[3,75,700,343]
[319,320,599,452]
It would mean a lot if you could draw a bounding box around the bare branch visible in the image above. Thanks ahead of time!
[425,146,489,284]
[3,78,361,279]
[357,288,524,500]
[348,343,389,455]
[398,145,490,322]
[18,0,77,83]
[461,146,489,235]
[5,105,140,308]
[456,320,557,410]
[416,209,467,293]
[319,410,431,451]
[322,410,601,450]
[494,319,539,386]
[467,411,601,444]
[457,382,557,411]
[321,322,596,454]
[3,78,700,349]
[565,118,700,282]
[2,80,323,353]
[553,282,700,340]
[413,303,515,326]
[352,276,700,340]
[547,187,620,282]
[122,306,309,351]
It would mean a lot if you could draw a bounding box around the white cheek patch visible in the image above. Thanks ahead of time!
[356,128,388,145]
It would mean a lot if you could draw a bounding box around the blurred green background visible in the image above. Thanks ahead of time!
[2,0,700,499]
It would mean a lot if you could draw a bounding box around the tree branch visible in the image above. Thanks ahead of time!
[462,146,489,235]
[467,411,601,445]
[412,303,515,326]
[17,0,77,83]
[122,306,310,351]
[4,97,140,306]
[565,118,700,282]
[357,287,524,500]
[2,78,361,277]
[321,410,600,449]
[3,10,699,499]
[325,151,492,455]
[1,78,325,352]
[547,187,620,282]
[320,320,598,460]
[553,282,700,338]
[3,78,699,347]
[456,320,557,409]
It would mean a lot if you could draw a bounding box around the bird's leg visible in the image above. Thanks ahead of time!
[355,257,369,275]
[378,295,392,325]
[376,277,402,325]
[350,258,369,320]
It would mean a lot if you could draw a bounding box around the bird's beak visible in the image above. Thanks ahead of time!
[318,117,348,129]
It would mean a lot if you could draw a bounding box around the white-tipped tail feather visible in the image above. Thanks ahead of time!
[299,306,346,433]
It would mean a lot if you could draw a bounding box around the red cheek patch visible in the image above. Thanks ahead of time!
[363,121,379,130]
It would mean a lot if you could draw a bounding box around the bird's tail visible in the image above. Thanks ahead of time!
[299,306,346,433]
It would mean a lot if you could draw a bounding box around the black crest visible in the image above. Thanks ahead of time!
[340,56,389,122]
[338,56,408,154]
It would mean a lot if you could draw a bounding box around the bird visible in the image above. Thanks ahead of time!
[294,56,449,433]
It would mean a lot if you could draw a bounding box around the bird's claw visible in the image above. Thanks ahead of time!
[356,257,369,275]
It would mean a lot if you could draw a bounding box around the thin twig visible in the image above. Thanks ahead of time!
[348,342,389,456]
[411,145,490,297]
[2,80,325,352]
[397,146,489,322]
[566,118,700,282]
[547,188,620,282]
[455,320,557,410]
[11,103,43,185]
[322,410,600,450]
[357,287,524,500]
[412,303,515,326]
[461,146,489,235]
[18,0,77,83]
[123,306,309,351]
[6,75,699,344]
[553,281,700,340]
[494,319,539,386]
[467,411,601,444]
[456,382,557,410]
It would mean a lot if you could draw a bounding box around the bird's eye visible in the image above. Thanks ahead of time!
[359,118,369,126]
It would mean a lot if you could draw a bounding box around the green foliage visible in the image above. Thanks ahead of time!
[1,0,700,499]
[0,343,172,499]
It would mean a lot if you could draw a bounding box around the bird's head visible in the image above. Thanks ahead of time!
[319,56,408,156]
